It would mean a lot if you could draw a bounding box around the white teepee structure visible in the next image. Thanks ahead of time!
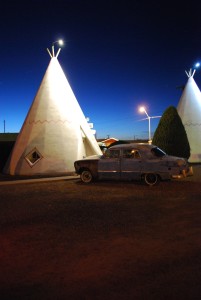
[177,69,201,163]
[4,45,102,175]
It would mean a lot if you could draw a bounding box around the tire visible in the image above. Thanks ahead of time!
[80,169,93,183]
[144,173,159,186]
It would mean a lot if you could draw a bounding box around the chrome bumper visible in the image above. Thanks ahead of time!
[172,166,193,179]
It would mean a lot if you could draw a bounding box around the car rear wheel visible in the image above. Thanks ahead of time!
[144,173,159,186]
[80,169,93,183]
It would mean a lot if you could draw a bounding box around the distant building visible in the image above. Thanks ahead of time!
[0,133,18,171]
[0,133,18,141]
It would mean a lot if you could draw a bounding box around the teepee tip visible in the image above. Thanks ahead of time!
[47,46,61,58]
[185,68,196,78]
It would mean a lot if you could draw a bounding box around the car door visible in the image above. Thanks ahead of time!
[120,148,142,180]
[98,149,121,180]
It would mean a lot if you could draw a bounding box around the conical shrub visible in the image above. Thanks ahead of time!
[152,106,190,159]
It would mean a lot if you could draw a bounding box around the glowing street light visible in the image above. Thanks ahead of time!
[139,106,161,143]
[52,39,64,57]
[52,39,64,47]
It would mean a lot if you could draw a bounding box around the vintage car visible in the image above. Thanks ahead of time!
[74,143,193,186]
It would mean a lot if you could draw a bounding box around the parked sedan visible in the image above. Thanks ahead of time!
[74,143,193,186]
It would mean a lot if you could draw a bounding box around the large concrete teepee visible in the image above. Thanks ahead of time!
[4,44,102,175]
[177,69,201,163]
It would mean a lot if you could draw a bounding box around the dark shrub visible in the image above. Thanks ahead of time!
[152,106,190,159]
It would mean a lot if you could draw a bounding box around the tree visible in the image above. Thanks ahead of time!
[152,106,190,159]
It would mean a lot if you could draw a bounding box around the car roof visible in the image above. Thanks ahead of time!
[109,143,155,150]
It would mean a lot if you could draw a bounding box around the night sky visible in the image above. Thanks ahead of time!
[1,0,201,140]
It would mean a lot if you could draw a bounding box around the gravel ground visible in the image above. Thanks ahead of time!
[0,165,201,299]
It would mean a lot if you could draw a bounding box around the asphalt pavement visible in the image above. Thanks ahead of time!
[0,175,79,186]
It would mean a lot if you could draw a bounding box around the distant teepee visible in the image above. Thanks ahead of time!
[177,69,201,162]
[4,44,102,175]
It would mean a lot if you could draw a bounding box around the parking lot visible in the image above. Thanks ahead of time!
[0,168,201,299]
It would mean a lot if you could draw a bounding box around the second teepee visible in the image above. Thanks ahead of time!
[177,69,201,162]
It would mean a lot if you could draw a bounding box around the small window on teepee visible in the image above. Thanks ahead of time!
[25,148,43,167]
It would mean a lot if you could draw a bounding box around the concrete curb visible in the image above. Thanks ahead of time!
[0,175,79,186]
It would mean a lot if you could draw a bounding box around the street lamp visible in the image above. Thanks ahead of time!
[52,39,64,48]
[52,39,64,57]
[139,106,161,143]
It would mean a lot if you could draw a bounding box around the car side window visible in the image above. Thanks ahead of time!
[104,149,120,158]
[123,149,141,159]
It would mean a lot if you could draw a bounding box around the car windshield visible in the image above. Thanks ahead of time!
[151,147,166,157]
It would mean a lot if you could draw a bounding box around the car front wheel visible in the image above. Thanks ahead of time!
[144,173,159,186]
[80,169,93,183]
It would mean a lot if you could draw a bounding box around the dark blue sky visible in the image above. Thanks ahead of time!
[1,0,201,139]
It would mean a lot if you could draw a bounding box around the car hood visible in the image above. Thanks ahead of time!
[82,155,102,160]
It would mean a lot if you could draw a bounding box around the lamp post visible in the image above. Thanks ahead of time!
[139,106,161,143]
